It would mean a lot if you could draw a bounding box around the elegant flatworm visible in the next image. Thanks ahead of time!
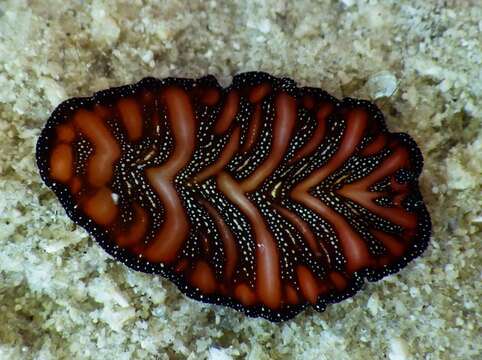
[36,72,431,321]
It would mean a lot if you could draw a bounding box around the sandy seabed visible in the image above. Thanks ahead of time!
[0,1,481,359]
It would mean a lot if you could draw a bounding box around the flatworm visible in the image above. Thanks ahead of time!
[36,72,431,321]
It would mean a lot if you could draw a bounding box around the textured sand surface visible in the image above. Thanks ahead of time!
[0,1,481,359]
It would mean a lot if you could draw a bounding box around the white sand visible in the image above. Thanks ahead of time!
[0,0,480,359]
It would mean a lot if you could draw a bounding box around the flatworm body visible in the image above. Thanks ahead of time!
[36,72,431,321]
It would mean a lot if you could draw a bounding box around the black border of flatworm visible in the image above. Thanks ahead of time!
[36,71,432,322]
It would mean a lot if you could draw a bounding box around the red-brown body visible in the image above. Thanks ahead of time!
[37,72,431,321]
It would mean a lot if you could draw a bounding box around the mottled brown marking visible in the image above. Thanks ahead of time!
[193,127,241,183]
[73,109,120,187]
[302,96,315,110]
[117,98,143,141]
[288,103,332,164]
[248,83,271,103]
[361,133,387,156]
[297,265,320,304]
[70,176,82,194]
[240,92,297,192]
[234,283,257,306]
[272,203,331,266]
[338,145,417,229]
[82,187,118,226]
[143,87,196,263]
[200,88,221,106]
[329,272,347,291]
[199,199,238,280]
[371,229,406,257]
[214,91,239,134]
[116,204,148,247]
[284,284,300,305]
[240,104,262,153]
[217,172,282,309]
[50,144,73,183]
[56,124,76,143]
[191,260,217,294]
